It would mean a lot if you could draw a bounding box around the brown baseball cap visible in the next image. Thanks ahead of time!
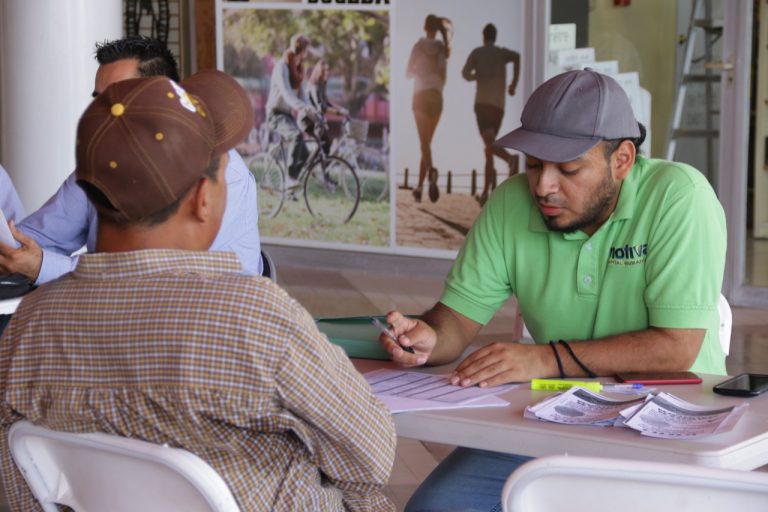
[75,69,253,221]
[495,69,640,162]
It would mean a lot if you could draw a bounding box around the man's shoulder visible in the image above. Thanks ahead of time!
[17,171,87,230]
[19,268,293,327]
[492,175,533,203]
[481,175,533,224]
[224,150,251,182]
[467,45,483,57]
[635,156,713,192]
[498,45,520,55]
[630,156,722,222]
[479,45,519,58]
[195,269,280,299]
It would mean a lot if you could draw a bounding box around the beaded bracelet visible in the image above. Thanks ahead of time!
[558,339,597,378]
[548,341,565,378]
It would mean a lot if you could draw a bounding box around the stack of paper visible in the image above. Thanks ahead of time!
[364,368,517,413]
[526,387,749,439]
[525,387,646,427]
[618,392,749,439]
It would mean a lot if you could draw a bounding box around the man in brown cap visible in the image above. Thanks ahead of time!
[0,71,396,512]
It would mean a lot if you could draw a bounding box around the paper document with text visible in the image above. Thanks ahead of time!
[619,392,749,439]
[364,368,516,413]
[0,209,19,248]
[526,386,749,438]
[525,387,647,426]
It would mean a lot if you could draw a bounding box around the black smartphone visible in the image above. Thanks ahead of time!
[713,373,768,397]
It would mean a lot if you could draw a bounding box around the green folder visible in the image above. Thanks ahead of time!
[315,316,391,360]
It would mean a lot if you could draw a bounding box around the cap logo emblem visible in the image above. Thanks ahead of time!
[169,81,197,113]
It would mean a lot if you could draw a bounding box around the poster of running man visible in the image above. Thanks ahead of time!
[217,0,527,254]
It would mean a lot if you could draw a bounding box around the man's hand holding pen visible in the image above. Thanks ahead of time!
[377,311,431,367]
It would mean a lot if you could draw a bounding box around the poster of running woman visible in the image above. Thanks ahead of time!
[217,0,529,255]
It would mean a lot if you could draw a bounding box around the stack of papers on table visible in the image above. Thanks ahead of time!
[526,387,749,439]
[618,392,748,439]
[364,368,518,413]
[525,387,647,427]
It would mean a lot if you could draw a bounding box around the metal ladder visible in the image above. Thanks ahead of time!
[666,0,726,180]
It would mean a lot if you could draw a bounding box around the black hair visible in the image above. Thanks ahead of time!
[483,23,497,43]
[95,35,180,82]
[602,122,647,160]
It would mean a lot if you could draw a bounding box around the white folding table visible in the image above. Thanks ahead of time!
[354,359,768,470]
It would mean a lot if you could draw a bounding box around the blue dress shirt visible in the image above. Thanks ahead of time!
[18,150,261,284]
[0,165,27,223]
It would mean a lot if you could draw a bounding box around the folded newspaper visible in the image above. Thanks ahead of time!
[525,386,748,438]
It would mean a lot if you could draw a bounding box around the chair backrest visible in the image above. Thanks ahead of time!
[502,455,768,512]
[718,292,732,356]
[8,421,241,512]
[261,249,277,283]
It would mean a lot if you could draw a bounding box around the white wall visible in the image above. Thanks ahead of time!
[0,0,122,212]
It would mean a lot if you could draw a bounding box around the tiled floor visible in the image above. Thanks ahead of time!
[276,261,768,511]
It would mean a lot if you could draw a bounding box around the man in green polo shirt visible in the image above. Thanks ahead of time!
[382,69,727,512]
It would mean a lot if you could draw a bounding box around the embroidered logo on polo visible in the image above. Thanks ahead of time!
[608,243,648,266]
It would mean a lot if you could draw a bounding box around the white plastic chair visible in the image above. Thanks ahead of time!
[8,421,241,512]
[502,455,768,512]
[718,293,732,356]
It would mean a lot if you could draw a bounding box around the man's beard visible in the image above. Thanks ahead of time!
[543,170,620,234]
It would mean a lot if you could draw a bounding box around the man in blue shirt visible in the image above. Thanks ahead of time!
[0,36,261,283]
[0,165,26,223]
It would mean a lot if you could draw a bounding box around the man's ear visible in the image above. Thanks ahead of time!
[188,177,212,223]
[612,139,636,180]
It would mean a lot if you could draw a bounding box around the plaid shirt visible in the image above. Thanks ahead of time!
[0,250,396,511]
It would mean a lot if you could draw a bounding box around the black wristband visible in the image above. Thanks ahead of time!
[558,339,597,378]
[549,341,565,378]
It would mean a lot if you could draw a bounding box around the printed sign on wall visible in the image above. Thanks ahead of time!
[218,0,526,256]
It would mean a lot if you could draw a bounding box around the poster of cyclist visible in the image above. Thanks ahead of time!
[220,1,392,247]
[391,0,524,251]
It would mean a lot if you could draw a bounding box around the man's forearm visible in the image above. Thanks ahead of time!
[422,303,480,365]
[554,327,705,378]
[451,326,708,387]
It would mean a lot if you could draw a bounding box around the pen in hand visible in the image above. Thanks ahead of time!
[371,316,416,354]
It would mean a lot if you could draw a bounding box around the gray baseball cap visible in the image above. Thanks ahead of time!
[495,69,640,162]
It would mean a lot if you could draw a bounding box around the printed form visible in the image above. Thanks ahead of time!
[364,368,517,413]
